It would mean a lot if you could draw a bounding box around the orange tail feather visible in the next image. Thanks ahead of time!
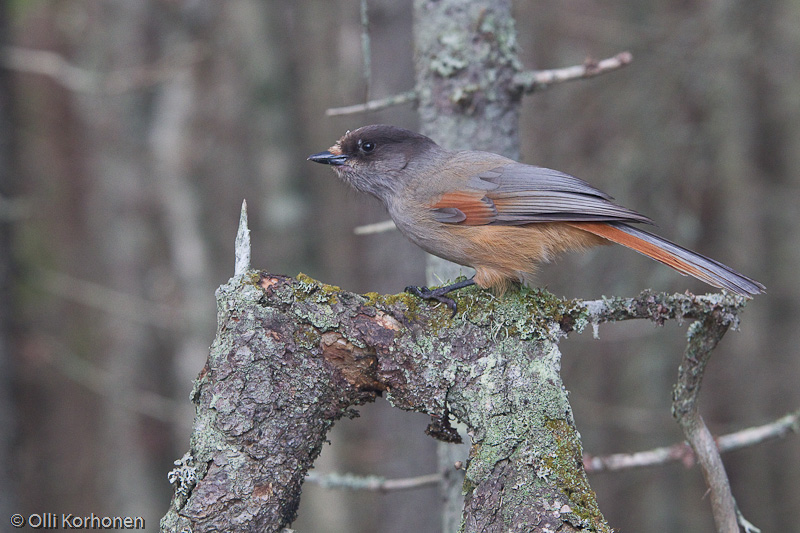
[567,222,765,297]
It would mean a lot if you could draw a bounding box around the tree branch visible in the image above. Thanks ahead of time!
[323,53,631,117]
[2,44,205,94]
[584,409,800,473]
[353,219,396,235]
[574,290,753,532]
[163,188,750,533]
[325,90,418,116]
[673,311,740,533]
[304,409,799,481]
[161,275,611,533]
[513,52,633,94]
[579,290,746,328]
[305,471,442,492]
[161,269,760,532]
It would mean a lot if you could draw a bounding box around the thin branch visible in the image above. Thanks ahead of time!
[308,410,799,480]
[584,443,693,473]
[736,503,762,533]
[673,312,740,533]
[717,409,800,451]
[325,52,630,116]
[45,337,186,425]
[353,219,396,235]
[305,472,442,492]
[584,409,800,473]
[325,90,418,116]
[578,291,746,329]
[513,51,633,94]
[2,43,206,94]
[3,46,99,92]
[32,268,184,330]
[360,0,371,89]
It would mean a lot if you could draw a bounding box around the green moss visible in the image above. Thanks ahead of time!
[544,419,610,531]
[454,284,571,341]
[361,291,381,306]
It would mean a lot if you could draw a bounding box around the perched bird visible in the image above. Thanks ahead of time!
[309,125,764,311]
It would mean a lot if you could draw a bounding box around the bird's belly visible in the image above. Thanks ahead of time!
[390,213,473,265]
[393,216,607,289]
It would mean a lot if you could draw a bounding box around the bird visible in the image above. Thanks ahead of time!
[308,124,764,312]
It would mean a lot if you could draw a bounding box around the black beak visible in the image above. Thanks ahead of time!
[308,151,349,166]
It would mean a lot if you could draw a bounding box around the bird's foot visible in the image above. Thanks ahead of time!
[404,278,476,317]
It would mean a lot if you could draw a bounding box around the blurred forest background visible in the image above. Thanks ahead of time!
[1,1,798,532]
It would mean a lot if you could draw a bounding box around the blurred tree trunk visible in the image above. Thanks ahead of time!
[73,1,166,517]
[0,0,18,520]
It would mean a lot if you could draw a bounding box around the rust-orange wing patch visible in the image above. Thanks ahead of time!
[431,191,497,226]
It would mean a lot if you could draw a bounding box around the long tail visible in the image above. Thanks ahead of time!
[567,221,765,297]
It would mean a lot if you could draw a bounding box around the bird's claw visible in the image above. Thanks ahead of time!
[405,285,459,317]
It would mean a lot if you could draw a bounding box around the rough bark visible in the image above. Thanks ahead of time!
[414,0,522,157]
[161,272,609,532]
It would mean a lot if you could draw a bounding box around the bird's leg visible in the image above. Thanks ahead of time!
[405,277,476,316]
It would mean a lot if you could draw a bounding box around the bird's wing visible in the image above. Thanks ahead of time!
[431,160,653,226]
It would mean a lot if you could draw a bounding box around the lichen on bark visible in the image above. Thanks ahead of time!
[161,272,609,532]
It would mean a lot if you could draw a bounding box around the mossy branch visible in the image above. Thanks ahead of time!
[160,268,753,532]
[161,273,614,532]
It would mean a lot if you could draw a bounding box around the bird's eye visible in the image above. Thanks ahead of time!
[360,141,376,153]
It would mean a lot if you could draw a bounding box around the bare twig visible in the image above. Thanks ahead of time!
[513,51,633,94]
[325,90,418,116]
[353,219,396,235]
[584,443,693,473]
[44,337,186,425]
[360,0,371,88]
[305,472,442,492]
[579,291,745,329]
[308,410,798,480]
[584,409,800,473]
[3,46,99,92]
[2,43,205,94]
[717,410,800,450]
[325,53,630,116]
[673,313,740,533]
[736,503,762,533]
